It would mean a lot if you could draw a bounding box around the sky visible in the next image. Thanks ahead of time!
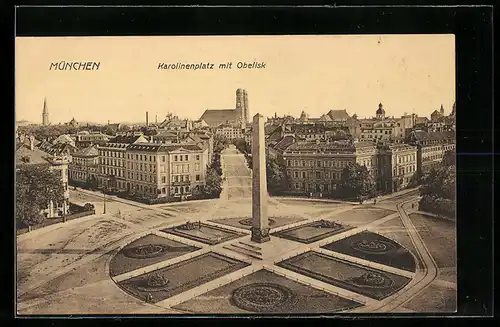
[16,35,455,124]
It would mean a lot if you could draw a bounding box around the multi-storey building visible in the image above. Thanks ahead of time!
[75,131,111,148]
[281,140,377,195]
[69,145,99,185]
[125,142,209,200]
[377,143,418,192]
[406,130,455,178]
[97,133,148,190]
[215,124,244,141]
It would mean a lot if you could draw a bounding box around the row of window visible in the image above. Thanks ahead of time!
[395,165,416,176]
[422,155,443,163]
[398,154,416,164]
[128,162,156,172]
[287,159,353,168]
[99,150,125,158]
[100,158,125,167]
[290,182,334,192]
[125,153,201,162]
[361,129,393,134]
[100,167,124,177]
[422,144,455,153]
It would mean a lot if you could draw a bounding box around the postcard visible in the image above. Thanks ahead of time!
[15,35,456,315]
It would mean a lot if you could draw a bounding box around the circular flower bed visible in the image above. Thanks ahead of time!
[231,283,297,312]
[136,273,170,292]
[239,218,276,226]
[350,239,396,254]
[350,272,395,288]
[123,244,166,259]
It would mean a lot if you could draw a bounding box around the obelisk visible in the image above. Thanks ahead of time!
[251,113,270,243]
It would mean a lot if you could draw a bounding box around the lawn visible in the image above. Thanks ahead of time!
[173,269,363,314]
[409,213,456,282]
[404,284,456,312]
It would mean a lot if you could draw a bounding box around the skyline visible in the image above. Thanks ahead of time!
[16,35,455,124]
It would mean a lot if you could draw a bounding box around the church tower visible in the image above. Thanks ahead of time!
[440,104,445,116]
[376,103,386,120]
[243,89,249,124]
[42,97,49,126]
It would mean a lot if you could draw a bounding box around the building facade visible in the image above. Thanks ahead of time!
[125,142,209,200]
[377,143,418,193]
[69,145,99,185]
[281,140,377,195]
[97,133,148,190]
[215,124,244,141]
[406,130,456,179]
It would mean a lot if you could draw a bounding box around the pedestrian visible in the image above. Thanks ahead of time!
[146,292,153,303]
[374,198,377,205]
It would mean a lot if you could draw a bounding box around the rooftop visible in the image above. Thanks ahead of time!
[200,109,240,127]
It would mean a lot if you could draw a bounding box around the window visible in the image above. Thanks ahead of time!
[196,174,200,181]
[196,154,200,160]
[162,176,166,183]
[302,172,306,178]
[174,155,178,161]
[195,163,200,171]
[185,155,188,161]
[162,156,166,162]
[316,172,321,179]
[179,155,183,162]
[294,171,299,178]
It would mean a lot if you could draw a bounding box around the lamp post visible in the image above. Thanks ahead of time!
[103,177,109,214]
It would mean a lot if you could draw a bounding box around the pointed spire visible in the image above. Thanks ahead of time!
[42,97,49,126]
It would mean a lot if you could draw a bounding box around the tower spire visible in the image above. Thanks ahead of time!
[42,97,49,126]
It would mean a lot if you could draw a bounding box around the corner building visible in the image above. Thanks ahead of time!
[125,142,209,200]
[377,143,418,192]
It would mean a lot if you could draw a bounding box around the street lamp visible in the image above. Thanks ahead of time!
[103,177,109,214]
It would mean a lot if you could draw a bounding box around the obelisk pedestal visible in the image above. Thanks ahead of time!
[251,114,270,243]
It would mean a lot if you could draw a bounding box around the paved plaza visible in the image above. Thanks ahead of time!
[16,146,456,315]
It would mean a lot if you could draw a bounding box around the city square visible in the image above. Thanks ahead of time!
[16,145,456,314]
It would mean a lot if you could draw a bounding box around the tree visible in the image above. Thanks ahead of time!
[337,163,376,200]
[211,153,222,176]
[266,155,287,195]
[16,164,65,230]
[203,166,222,198]
[234,138,250,154]
[419,154,456,218]
[213,134,229,153]
[442,149,456,167]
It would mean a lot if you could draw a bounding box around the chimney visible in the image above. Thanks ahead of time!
[155,114,158,125]
[146,111,149,126]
